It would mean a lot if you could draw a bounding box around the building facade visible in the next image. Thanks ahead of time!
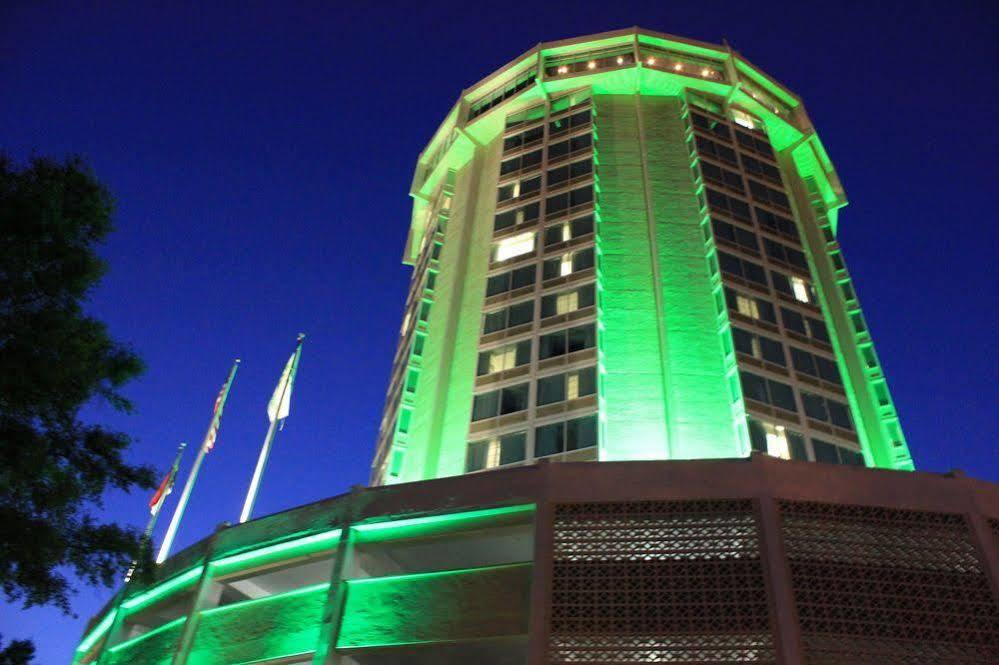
[74,457,999,665]
[371,28,913,486]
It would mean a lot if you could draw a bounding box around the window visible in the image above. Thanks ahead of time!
[747,416,804,460]
[466,431,527,471]
[725,287,777,324]
[695,135,738,165]
[502,125,543,153]
[494,202,539,232]
[548,109,591,136]
[477,340,531,376]
[748,179,791,210]
[691,111,731,140]
[700,161,744,191]
[741,155,782,183]
[791,347,842,385]
[772,271,816,304]
[496,176,540,203]
[546,185,593,216]
[539,323,596,360]
[717,251,767,286]
[808,316,830,343]
[537,366,597,405]
[541,283,595,318]
[740,370,797,412]
[471,383,529,421]
[735,130,775,159]
[732,327,785,366]
[706,189,752,221]
[810,438,862,466]
[486,265,535,297]
[543,247,594,280]
[535,414,597,457]
[482,300,533,334]
[801,391,853,430]
[763,238,808,270]
[500,149,542,176]
[544,215,594,246]
[548,133,591,160]
[755,207,799,240]
[547,159,592,187]
[491,231,535,262]
[712,218,758,251]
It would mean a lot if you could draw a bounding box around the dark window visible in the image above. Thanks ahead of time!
[500,149,542,176]
[712,218,758,251]
[755,207,799,240]
[816,357,841,384]
[540,324,596,360]
[486,266,535,297]
[801,392,828,421]
[791,347,817,376]
[535,422,564,457]
[695,135,738,165]
[781,307,806,335]
[812,438,839,464]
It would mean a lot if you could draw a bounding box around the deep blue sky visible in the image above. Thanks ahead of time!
[2,2,997,661]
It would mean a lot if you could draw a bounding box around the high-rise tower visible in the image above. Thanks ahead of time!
[372,27,913,485]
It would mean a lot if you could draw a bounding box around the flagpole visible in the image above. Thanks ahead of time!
[239,335,304,523]
[125,442,186,582]
[157,359,240,564]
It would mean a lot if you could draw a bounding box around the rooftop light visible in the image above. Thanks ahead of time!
[587,61,596,70]
[616,56,624,65]
[646,57,656,65]
[701,68,711,77]
[557,65,568,74]
[673,63,683,72]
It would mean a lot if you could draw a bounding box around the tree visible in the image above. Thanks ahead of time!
[0,156,156,645]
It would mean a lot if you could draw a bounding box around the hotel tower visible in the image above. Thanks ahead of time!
[371,27,914,485]
[74,29,998,665]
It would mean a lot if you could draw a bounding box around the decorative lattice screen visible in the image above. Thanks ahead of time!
[549,499,775,663]
[779,501,999,664]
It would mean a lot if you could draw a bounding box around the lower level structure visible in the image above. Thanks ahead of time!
[76,456,998,664]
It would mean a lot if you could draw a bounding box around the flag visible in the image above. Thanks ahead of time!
[202,383,228,452]
[267,335,304,429]
[149,453,181,516]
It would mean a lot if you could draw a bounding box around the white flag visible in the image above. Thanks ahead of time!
[267,337,303,426]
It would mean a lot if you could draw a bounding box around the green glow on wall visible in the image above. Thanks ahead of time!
[210,528,341,576]
[120,565,203,612]
[75,608,116,655]
[188,583,328,665]
[337,562,531,649]
[354,503,534,542]
[106,617,186,665]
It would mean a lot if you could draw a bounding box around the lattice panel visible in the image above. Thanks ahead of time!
[779,501,999,664]
[549,500,776,663]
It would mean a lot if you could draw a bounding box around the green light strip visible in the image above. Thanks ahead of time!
[346,560,530,588]
[120,565,203,612]
[733,59,799,108]
[75,608,117,654]
[106,616,186,653]
[198,581,330,617]
[210,528,342,574]
[353,503,534,536]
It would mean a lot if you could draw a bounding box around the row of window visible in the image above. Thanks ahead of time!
[741,370,853,430]
[466,413,597,472]
[494,185,593,232]
[499,134,592,176]
[482,281,595,335]
[490,227,595,273]
[747,417,863,466]
[717,251,816,305]
[725,287,831,345]
[472,365,597,421]
[748,179,790,211]
[501,108,592,154]
[469,71,536,121]
[733,325,842,384]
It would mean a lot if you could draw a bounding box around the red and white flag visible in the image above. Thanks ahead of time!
[149,456,181,516]
[202,383,228,452]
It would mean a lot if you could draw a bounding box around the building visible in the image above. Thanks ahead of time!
[371,26,912,487]
[74,28,998,665]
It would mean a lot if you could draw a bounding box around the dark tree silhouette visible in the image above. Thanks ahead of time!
[0,156,156,656]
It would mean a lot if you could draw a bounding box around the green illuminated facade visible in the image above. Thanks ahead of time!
[372,27,913,485]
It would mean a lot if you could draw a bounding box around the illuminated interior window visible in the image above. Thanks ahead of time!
[747,417,801,460]
[736,293,759,319]
[492,232,535,262]
[791,276,810,303]
[556,291,578,315]
[731,108,761,130]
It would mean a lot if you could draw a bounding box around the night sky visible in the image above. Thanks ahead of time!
[2,2,997,661]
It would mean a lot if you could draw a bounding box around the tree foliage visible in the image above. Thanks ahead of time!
[0,156,156,621]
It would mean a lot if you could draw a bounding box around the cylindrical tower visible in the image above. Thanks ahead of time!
[372,27,913,485]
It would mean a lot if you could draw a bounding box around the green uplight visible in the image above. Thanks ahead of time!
[120,565,203,612]
[210,528,341,575]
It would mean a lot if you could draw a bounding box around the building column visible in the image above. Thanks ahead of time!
[756,491,803,665]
